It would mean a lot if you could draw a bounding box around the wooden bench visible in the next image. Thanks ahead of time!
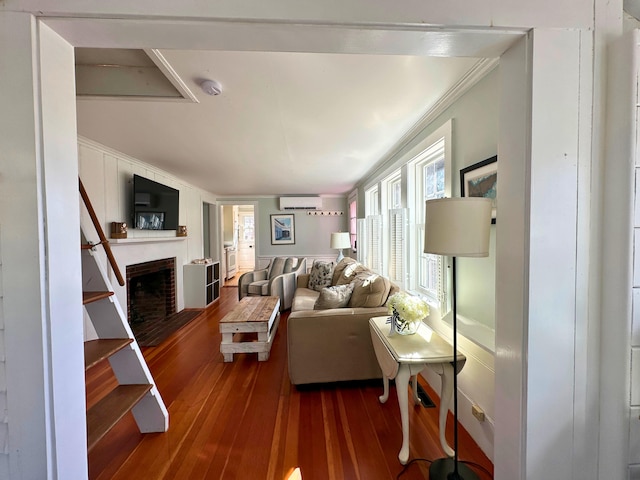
[219,296,280,362]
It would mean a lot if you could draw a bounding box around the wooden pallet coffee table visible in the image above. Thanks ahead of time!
[219,296,280,362]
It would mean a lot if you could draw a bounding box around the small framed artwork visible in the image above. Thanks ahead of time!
[270,214,295,245]
[460,155,497,224]
[136,212,165,230]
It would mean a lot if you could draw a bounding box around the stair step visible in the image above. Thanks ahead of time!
[82,291,114,305]
[84,338,133,370]
[87,384,153,452]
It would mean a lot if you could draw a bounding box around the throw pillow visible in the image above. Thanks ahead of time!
[348,272,392,308]
[314,283,355,310]
[332,257,357,285]
[308,260,335,292]
[335,260,366,286]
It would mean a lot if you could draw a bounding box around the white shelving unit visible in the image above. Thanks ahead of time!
[183,261,220,308]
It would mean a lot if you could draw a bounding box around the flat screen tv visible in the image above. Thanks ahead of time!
[132,174,179,230]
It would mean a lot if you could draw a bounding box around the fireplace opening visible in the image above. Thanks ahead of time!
[126,258,176,325]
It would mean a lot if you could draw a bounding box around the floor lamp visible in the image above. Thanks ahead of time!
[424,197,492,480]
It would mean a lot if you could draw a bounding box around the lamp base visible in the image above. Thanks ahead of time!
[335,250,344,263]
[429,458,480,480]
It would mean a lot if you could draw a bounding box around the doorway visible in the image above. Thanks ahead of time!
[237,206,255,270]
[221,204,255,281]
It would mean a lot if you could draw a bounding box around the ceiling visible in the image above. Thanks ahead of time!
[75,49,481,196]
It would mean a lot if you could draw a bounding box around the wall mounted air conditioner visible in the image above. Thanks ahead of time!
[279,196,323,210]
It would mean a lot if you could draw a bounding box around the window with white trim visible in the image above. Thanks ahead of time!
[388,208,408,288]
[366,185,379,216]
[378,170,402,277]
[348,192,357,252]
[362,121,451,309]
[409,136,449,307]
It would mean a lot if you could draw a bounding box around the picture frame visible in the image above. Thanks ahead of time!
[460,155,497,224]
[136,212,165,230]
[270,214,295,245]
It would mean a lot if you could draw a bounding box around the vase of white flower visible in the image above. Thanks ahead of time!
[387,292,429,335]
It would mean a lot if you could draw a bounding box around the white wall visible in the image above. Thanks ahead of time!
[602,30,638,479]
[0,15,87,479]
[356,67,499,457]
[219,195,349,260]
[78,137,218,322]
[0,1,623,479]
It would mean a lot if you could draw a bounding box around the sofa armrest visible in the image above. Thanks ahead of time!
[238,269,268,300]
[268,271,297,311]
[287,306,389,385]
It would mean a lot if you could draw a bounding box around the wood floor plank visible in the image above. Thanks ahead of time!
[87,287,494,480]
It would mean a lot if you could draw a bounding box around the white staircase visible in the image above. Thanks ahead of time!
[79,179,168,452]
[82,246,168,450]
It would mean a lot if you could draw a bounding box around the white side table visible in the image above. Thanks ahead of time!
[369,316,466,465]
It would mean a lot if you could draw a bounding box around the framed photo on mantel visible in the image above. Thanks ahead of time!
[270,214,295,245]
[460,155,497,224]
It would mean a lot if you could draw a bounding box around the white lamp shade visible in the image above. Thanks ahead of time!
[330,232,351,249]
[424,197,491,257]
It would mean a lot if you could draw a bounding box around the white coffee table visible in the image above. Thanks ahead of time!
[369,316,466,465]
[219,296,280,362]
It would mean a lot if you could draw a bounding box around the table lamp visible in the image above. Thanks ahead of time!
[330,232,351,263]
[424,197,491,480]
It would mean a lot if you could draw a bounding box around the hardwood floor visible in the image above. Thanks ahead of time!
[87,288,494,480]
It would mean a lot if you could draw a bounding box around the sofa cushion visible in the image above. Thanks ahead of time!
[247,280,269,296]
[308,260,335,292]
[314,283,355,310]
[291,287,320,312]
[335,260,367,286]
[347,272,392,308]
[332,257,356,285]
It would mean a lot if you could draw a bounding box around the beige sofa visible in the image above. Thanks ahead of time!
[287,258,399,385]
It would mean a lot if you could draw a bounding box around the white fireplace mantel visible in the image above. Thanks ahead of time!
[109,236,187,245]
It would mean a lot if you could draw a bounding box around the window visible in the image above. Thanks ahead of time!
[348,191,357,252]
[366,185,379,216]
[388,208,408,288]
[388,176,402,210]
[362,120,451,309]
[363,185,382,272]
[409,130,451,307]
[365,214,382,273]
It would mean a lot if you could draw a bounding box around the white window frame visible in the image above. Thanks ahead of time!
[388,208,408,289]
[365,185,379,216]
[407,121,452,311]
[348,190,358,252]
[364,214,382,273]
[379,169,402,278]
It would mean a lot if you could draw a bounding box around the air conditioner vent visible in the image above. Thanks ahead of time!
[279,196,322,210]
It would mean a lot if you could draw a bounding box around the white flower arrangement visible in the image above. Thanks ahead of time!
[387,292,429,333]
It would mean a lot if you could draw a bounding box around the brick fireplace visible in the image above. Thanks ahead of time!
[126,257,176,324]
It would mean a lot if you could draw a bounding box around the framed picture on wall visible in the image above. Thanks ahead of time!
[136,211,165,230]
[270,214,295,245]
[460,155,497,224]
